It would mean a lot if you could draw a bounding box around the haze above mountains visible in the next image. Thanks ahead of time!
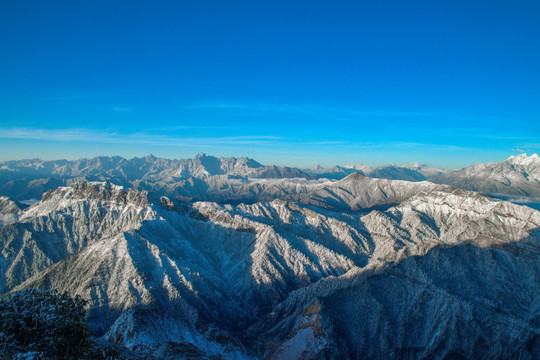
[1,153,540,359]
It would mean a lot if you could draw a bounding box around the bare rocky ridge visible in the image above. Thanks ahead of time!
[2,178,540,358]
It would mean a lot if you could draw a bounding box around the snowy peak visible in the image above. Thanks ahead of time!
[17,181,155,227]
[339,171,366,182]
[507,153,540,167]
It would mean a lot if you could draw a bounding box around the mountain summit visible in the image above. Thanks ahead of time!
[508,153,540,166]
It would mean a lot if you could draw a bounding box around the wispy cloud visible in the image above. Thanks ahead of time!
[439,127,534,141]
[385,142,472,152]
[0,127,359,151]
[0,128,118,142]
[511,143,540,153]
[341,141,474,153]
[0,128,285,148]
[182,102,494,123]
[112,106,132,112]
[302,141,346,145]
[0,127,483,153]
[37,94,109,103]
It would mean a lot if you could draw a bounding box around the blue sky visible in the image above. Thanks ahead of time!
[0,1,539,168]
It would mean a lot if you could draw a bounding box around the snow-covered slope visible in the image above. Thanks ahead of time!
[3,180,540,358]
[259,238,540,359]
[0,182,154,293]
[432,153,540,201]
[167,172,450,211]
[0,196,25,226]
[0,197,25,214]
[253,190,540,359]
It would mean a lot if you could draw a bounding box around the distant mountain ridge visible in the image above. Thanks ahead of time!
[432,153,540,201]
[3,153,538,211]
[0,153,311,201]
[0,153,302,181]
[306,154,540,207]
[304,162,446,181]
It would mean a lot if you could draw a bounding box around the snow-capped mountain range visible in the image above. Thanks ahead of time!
[432,153,540,202]
[1,154,540,358]
[0,153,310,201]
[1,153,538,206]
[306,162,446,182]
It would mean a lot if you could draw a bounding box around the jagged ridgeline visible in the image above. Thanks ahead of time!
[1,153,539,205]
[0,154,539,359]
